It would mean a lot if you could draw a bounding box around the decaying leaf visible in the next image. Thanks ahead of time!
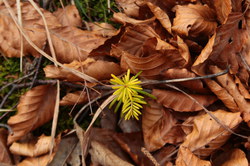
[88,22,117,37]
[112,12,155,25]
[7,85,57,144]
[0,2,61,57]
[53,5,82,27]
[89,141,133,166]
[142,100,185,151]
[44,58,122,81]
[172,4,217,38]
[181,109,242,158]
[212,148,248,166]
[10,135,55,157]
[115,0,145,18]
[152,89,217,112]
[0,129,13,164]
[176,146,211,166]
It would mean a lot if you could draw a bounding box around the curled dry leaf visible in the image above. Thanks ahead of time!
[212,148,248,166]
[147,2,172,34]
[192,13,246,75]
[176,146,211,166]
[53,5,82,27]
[44,58,122,81]
[9,135,56,157]
[17,153,55,166]
[88,22,117,37]
[181,109,242,158]
[142,100,185,151]
[172,4,217,38]
[115,0,145,18]
[0,129,13,164]
[89,141,133,166]
[50,26,115,63]
[112,12,155,25]
[116,25,160,57]
[208,65,250,123]
[162,68,209,93]
[152,89,217,112]
[60,90,99,106]
[7,85,57,144]
[0,2,61,57]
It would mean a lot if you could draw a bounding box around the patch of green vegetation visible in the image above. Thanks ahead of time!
[74,0,119,23]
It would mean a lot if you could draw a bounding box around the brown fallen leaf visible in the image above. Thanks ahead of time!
[113,132,154,165]
[116,24,160,57]
[181,109,242,158]
[7,85,57,144]
[50,26,114,63]
[88,22,118,37]
[147,2,172,34]
[153,146,177,165]
[212,148,248,166]
[60,90,99,106]
[17,153,55,166]
[172,4,217,38]
[112,12,156,25]
[115,0,145,18]
[142,100,185,151]
[53,5,82,27]
[0,129,13,164]
[162,68,209,93]
[152,89,217,112]
[176,146,211,166]
[208,65,250,123]
[89,141,133,166]
[0,2,61,57]
[10,135,55,157]
[44,58,122,81]
[192,13,246,75]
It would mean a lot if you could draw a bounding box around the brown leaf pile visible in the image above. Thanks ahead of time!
[1,0,250,165]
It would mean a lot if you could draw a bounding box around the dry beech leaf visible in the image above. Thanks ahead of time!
[172,4,217,38]
[147,2,172,34]
[17,153,55,166]
[176,146,211,166]
[7,85,57,144]
[192,13,246,75]
[50,26,115,63]
[89,141,133,166]
[44,58,122,81]
[112,132,154,166]
[112,12,155,25]
[152,89,217,112]
[208,66,250,122]
[60,90,99,106]
[181,109,242,158]
[88,22,117,37]
[234,76,250,99]
[207,0,232,24]
[212,148,248,166]
[142,100,185,151]
[10,135,56,157]
[116,25,160,57]
[162,68,209,93]
[153,146,177,165]
[115,0,145,18]
[0,129,13,164]
[53,5,82,27]
[0,2,61,57]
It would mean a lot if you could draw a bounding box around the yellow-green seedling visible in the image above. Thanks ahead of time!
[109,69,156,120]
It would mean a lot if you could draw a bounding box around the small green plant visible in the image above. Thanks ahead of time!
[109,69,155,120]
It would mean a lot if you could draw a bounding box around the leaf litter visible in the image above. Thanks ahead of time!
[0,0,250,165]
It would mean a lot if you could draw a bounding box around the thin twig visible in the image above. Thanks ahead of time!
[141,66,229,86]
[0,87,15,108]
[239,53,250,73]
[0,123,13,134]
[141,147,160,166]
[30,56,43,88]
